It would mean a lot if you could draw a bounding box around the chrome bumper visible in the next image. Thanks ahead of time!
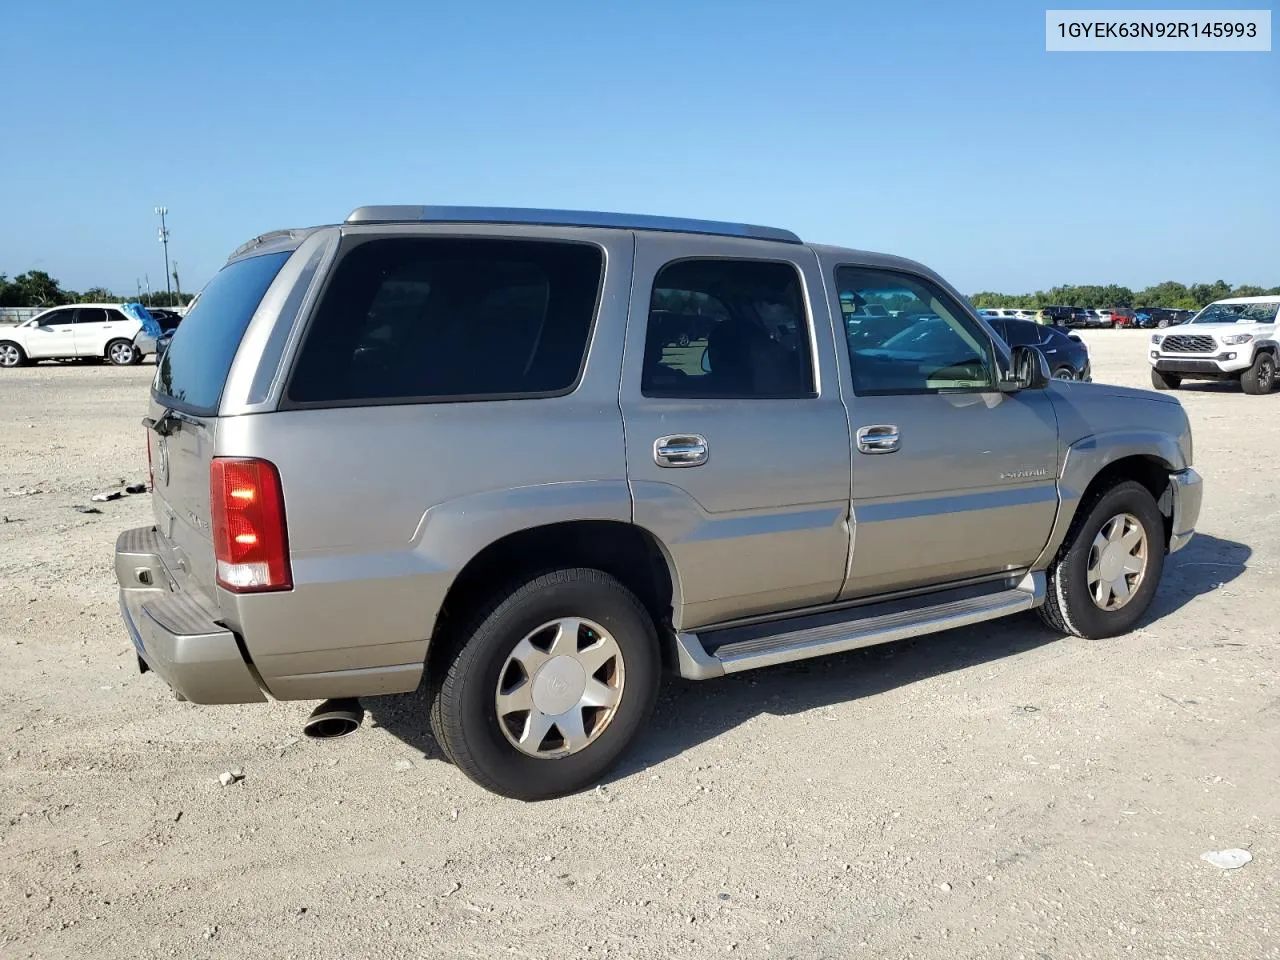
[115,526,266,704]
[1168,468,1203,553]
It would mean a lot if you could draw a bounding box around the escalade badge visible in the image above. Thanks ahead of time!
[1001,467,1049,480]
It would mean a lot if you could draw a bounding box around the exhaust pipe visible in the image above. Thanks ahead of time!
[303,698,364,739]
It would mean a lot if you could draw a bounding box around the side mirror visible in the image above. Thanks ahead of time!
[1000,344,1051,392]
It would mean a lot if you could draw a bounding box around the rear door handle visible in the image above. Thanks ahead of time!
[654,434,708,468]
[856,424,900,454]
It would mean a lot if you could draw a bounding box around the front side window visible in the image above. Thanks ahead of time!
[37,309,72,326]
[641,258,815,399]
[836,266,997,395]
[287,238,602,405]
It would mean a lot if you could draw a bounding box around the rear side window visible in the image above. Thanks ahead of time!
[641,258,815,399]
[1002,320,1041,347]
[286,238,602,405]
[154,251,292,415]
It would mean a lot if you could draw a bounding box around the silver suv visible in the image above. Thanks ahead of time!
[116,206,1203,800]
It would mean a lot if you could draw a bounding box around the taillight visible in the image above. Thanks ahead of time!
[210,457,292,593]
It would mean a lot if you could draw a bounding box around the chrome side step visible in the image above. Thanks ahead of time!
[674,572,1045,680]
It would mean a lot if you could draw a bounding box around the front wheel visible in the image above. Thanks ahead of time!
[1240,352,1276,395]
[0,341,27,368]
[428,568,661,801]
[1053,366,1075,381]
[1038,480,1165,640]
[106,339,137,366]
[1150,368,1180,390]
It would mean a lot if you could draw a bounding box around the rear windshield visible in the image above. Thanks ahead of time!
[285,237,603,406]
[153,251,291,415]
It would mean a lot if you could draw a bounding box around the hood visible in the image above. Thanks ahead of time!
[1163,323,1275,336]
[1057,380,1182,406]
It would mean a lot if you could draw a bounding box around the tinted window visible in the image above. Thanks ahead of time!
[154,251,291,414]
[1003,319,1041,347]
[288,238,601,405]
[74,308,108,324]
[37,309,72,325]
[836,266,996,395]
[641,259,814,399]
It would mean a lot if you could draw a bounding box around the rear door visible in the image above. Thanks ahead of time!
[619,234,852,628]
[148,250,295,591]
[72,307,110,356]
[25,308,77,357]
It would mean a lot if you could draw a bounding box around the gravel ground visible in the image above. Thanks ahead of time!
[1,332,1277,960]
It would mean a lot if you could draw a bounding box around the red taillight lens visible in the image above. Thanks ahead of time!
[210,457,292,593]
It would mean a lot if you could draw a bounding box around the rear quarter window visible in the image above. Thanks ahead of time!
[154,251,292,415]
[285,237,603,406]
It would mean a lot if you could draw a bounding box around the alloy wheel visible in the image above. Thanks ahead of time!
[1086,513,1148,611]
[495,617,625,759]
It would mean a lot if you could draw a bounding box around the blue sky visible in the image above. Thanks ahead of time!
[1,0,1275,296]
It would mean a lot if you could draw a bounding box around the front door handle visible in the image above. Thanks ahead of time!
[856,424,900,454]
[654,434,708,468]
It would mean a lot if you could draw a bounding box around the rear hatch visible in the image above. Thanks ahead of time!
[145,250,294,594]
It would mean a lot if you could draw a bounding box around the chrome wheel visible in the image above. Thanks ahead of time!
[495,617,625,759]
[1053,367,1075,381]
[1087,513,1148,611]
[0,344,20,367]
[108,341,135,365]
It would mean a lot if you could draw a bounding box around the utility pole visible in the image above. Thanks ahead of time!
[144,273,151,305]
[136,279,142,303]
[172,261,182,304]
[155,206,172,304]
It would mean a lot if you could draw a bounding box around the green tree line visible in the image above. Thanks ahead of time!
[969,280,1280,312]
[0,271,194,309]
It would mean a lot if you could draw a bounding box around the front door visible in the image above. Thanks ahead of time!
[23,308,77,358]
[824,261,1061,598]
[619,235,852,629]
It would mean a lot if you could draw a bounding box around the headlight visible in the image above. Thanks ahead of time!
[1222,333,1254,345]
[1150,334,1163,345]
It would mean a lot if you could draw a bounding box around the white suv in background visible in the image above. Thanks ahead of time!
[0,303,163,367]
[1149,296,1280,394]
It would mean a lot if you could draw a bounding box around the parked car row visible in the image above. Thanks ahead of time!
[978,305,1197,330]
[0,302,181,367]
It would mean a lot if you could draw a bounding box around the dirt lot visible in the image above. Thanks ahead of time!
[1,331,1277,960]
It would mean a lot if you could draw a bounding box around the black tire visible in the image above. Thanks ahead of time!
[1157,318,1169,328]
[1038,480,1165,640]
[1150,368,1180,390]
[0,341,28,368]
[129,346,146,365]
[1052,366,1075,382]
[105,339,137,366]
[428,568,661,801]
[1240,352,1276,395]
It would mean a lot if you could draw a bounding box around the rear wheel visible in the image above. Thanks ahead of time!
[1240,352,1276,395]
[1112,321,1122,330]
[428,568,661,801]
[0,342,27,368]
[1039,480,1165,640]
[106,339,137,366]
[1150,368,1180,390]
[1052,366,1075,381]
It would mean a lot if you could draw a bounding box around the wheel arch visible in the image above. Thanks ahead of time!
[427,518,682,677]
[1033,436,1185,569]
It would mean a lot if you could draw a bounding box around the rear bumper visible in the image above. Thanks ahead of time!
[115,526,266,704]
[132,332,157,356]
[1168,468,1202,554]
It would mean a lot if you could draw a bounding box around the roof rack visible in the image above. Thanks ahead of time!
[343,205,801,244]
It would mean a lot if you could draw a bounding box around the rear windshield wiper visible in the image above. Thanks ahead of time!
[142,407,180,437]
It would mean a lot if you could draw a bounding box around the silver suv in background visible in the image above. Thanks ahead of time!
[1149,296,1279,394]
[116,206,1202,800]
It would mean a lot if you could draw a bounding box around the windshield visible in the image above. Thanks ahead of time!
[1192,301,1280,324]
[153,251,292,415]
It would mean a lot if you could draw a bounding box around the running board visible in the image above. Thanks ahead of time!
[674,572,1045,680]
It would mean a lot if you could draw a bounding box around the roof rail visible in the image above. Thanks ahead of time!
[343,205,801,244]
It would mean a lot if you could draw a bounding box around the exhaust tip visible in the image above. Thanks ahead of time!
[303,698,363,740]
